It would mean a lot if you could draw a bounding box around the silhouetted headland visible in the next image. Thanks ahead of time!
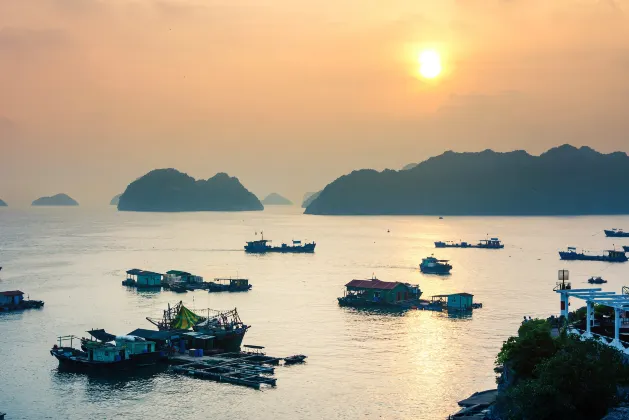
[305,145,629,216]
[117,169,263,212]
[301,191,321,208]
[0,198,6,206]
[261,193,292,205]
[32,194,78,206]
[110,194,121,206]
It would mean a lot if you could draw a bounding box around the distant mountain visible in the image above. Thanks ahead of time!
[305,145,629,216]
[401,163,418,170]
[302,191,321,208]
[32,194,79,206]
[0,198,6,207]
[262,193,293,205]
[110,194,121,206]
[118,169,263,212]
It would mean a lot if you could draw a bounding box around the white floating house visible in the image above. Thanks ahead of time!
[431,293,475,310]
[125,269,162,288]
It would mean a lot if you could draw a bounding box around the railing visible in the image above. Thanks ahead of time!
[567,327,629,355]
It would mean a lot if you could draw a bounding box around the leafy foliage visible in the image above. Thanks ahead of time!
[495,319,629,420]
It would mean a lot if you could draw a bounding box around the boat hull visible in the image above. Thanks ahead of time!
[605,230,629,238]
[559,252,627,262]
[244,243,316,254]
[420,265,452,274]
[51,348,165,373]
[191,328,248,352]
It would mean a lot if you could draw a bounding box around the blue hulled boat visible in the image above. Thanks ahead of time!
[605,229,629,238]
[559,247,627,262]
[245,233,315,254]
[420,256,452,274]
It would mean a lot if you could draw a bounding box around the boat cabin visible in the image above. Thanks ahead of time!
[431,293,474,310]
[344,279,420,304]
[126,269,162,287]
[0,290,24,306]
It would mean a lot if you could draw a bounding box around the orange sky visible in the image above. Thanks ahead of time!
[1,0,629,206]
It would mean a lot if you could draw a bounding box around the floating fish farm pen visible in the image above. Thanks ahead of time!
[169,346,285,389]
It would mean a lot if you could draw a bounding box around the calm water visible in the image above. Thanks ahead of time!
[2,207,629,419]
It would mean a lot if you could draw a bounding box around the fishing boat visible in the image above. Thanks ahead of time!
[284,355,307,365]
[588,276,608,284]
[434,237,504,249]
[477,238,505,249]
[244,233,315,254]
[50,330,164,373]
[420,256,453,274]
[0,290,44,311]
[559,247,628,262]
[605,229,629,238]
[147,302,249,352]
[337,278,422,309]
[207,278,252,292]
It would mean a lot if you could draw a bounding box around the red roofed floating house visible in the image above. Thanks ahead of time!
[0,290,44,311]
[338,278,422,309]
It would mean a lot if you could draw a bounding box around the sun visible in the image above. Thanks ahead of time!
[418,49,442,79]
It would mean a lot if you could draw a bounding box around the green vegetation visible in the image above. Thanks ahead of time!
[495,319,629,420]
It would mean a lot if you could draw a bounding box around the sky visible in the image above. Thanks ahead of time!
[1,0,629,206]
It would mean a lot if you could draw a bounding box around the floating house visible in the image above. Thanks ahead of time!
[124,269,163,288]
[338,278,422,308]
[0,290,24,306]
[430,293,475,310]
[0,290,44,311]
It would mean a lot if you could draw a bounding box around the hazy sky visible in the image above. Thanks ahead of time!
[1,0,629,206]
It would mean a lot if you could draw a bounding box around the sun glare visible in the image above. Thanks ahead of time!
[419,50,442,79]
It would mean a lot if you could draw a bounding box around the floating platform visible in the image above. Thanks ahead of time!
[168,349,292,389]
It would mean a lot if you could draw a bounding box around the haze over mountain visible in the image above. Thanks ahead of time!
[110,194,121,206]
[305,145,629,216]
[1,0,629,206]
[118,169,263,212]
[302,191,321,208]
[32,194,78,206]
[262,193,293,205]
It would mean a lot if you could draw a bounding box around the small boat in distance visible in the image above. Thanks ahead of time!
[605,229,629,238]
[284,355,307,365]
[208,278,252,292]
[559,247,628,262]
[245,233,315,254]
[588,276,608,284]
[435,237,504,249]
[420,256,453,274]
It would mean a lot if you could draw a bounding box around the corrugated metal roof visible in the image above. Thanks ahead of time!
[0,290,24,296]
[345,279,403,290]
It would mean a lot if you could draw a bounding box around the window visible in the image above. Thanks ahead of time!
[397,292,401,301]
